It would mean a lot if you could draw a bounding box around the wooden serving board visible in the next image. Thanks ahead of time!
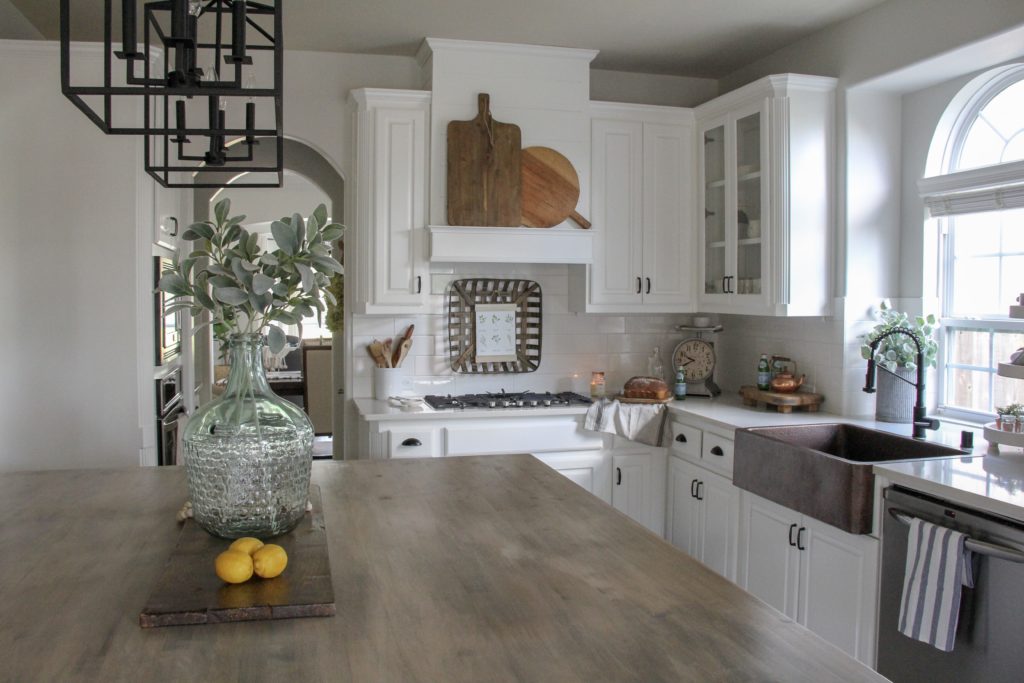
[614,394,672,404]
[521,146,591,229]
[139,486,335,628]
[446,93,521,227]
[739,385,824,413]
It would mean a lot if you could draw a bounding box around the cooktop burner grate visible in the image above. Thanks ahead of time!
[423,391,592,410]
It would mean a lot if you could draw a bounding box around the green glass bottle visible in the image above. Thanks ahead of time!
[757,353,771,390]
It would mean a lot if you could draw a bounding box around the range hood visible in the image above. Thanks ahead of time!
[427,224,593,264]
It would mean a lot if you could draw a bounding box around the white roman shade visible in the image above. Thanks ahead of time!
[919,159,1024,217]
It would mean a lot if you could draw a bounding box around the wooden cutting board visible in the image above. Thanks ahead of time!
[446,93,521,227]
[139,486,335,627]
[520,146,591,229]
[739,385,824,413]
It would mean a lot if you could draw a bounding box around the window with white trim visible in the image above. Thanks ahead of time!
[922,65,1024,420]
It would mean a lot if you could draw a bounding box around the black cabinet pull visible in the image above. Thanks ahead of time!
[797,526,807,551]
[690,479,698,498]
[696,481,704,501]
[616,467,622,486]
[400,438,421,447]
[416,275,422,294]
[675,433,687,443]
[788,523,798,547]
[721,276,727,293]
[167,216,178,237]
[645,277,651,294]
[636,276,642,294]
[710,446,724,456]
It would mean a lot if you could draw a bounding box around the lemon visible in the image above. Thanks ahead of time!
[215,549,254,584]
[252,544,288,579]
[229,537,264,556]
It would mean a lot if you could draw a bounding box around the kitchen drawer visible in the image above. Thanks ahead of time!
[387,428,439,459]
[668,421,702,460]
[701,432,734,478]
[444,418,602,456]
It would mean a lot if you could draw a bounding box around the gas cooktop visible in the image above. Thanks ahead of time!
[423,391,592,411]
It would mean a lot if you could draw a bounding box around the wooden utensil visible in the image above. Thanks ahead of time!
[393,325,415,367]
[368,340,387,368]
[394,338,413,368]
[520,146,591,229]
[382,338,393,368]
[447,93,522,227]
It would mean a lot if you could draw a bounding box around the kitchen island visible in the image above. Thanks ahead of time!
[0,456,884,682]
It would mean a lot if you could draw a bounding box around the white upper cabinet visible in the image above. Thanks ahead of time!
[349,89,431,314]
[695,74,836,316]
[571,103,694,313]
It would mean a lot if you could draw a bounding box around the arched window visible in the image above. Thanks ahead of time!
[921,65,1024,419]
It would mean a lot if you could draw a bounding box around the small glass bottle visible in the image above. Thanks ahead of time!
[648,346,665,381]
[590,371,606,399]
[757,353,771,390]
[674,366,687,401]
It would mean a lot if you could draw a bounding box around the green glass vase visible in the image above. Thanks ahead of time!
[183,334,313,538]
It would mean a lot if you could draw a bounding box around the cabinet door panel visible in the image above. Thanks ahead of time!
[738,492,799,619]
[612,452,652,530]
[641,122,692,306]
[697,469,739,582]
[533,450,611,504]
[667,457,700,556]
[590,119,644,305]
[798,517,879,665]
[373,105,427,307]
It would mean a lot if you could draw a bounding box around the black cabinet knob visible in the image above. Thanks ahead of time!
[675,433,687,443]
[400,438,421,447]
[710,446,724,456]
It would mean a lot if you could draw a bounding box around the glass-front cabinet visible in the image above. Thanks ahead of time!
[699,103,768,310]
[695,74,836,317]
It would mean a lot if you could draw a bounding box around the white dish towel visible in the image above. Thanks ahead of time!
[583,399,667,447]
[898,517,975,652]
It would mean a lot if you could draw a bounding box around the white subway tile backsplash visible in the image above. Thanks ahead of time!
[351,316,396,337]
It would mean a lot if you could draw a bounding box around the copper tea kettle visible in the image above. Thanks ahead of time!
[769,357,805,393]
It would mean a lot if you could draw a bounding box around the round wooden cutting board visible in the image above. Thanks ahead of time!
[520,146,591,229]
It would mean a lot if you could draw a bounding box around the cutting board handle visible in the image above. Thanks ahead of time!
[476,93,490,122]
[569,211,592,229]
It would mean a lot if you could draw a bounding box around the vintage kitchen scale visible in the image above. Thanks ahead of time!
[672,323,723,397]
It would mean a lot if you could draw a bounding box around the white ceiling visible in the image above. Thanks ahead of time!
[13,0,890,78]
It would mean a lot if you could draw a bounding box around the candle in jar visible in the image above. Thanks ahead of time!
[590,371,606,399]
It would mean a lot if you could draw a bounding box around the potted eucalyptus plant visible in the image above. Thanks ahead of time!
[159,199,344,538]
[860,302,939,423]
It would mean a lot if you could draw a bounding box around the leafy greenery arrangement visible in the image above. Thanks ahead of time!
[860,302,939,372]
[157,198,344,353]
[996,403,1024,418]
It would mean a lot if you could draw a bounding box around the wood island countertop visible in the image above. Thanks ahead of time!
[0,455,885,682]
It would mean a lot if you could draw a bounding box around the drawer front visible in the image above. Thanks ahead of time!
[668,421,702,460]
[387,428,438,459]
[701,432,734,478]
[444,418,602,456]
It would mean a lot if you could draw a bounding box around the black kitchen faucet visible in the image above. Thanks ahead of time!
[863,326,940,439]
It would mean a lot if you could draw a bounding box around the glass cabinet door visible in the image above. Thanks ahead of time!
[703,125,726,296]
[734,112,762,297]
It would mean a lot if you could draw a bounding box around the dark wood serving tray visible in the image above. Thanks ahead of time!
[140,486,335,628]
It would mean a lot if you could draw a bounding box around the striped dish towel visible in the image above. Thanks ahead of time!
[898,518,975,651]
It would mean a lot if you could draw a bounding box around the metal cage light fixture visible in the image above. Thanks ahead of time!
[60,0,283,188]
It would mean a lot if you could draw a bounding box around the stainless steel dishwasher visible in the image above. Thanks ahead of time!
[878,486,1024,681]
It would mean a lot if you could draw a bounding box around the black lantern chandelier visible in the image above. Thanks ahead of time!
[60,0,283,188]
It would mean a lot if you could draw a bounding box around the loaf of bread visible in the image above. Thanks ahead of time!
[622,376,670,401]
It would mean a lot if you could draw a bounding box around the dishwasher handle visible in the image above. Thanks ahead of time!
[888,507,1024,564]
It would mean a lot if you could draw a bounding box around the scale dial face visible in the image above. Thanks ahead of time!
[673,338,716,383]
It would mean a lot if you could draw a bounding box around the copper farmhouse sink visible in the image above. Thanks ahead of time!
[733,424,965,534]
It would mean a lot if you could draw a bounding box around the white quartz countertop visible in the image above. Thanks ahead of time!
[356,391,1024,521]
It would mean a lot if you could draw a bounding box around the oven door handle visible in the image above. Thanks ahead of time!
[889,507,1024,564]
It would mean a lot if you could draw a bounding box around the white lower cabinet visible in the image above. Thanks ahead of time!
[667,455,739,581]
[611,448,666,536]
[738,492,879,665]
[533,450,612,504]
